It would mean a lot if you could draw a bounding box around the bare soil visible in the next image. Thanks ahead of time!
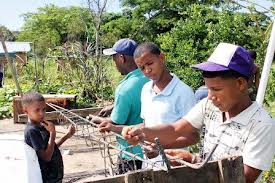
[0,118,111,183]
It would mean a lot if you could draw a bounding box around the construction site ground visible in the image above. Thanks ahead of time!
[0,118,112,183]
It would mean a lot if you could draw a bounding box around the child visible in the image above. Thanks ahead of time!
[23,92,75,183]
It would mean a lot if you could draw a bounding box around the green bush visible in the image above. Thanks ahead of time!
[0,87,16,119]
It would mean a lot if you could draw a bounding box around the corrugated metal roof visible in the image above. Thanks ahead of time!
[0,42,31,53]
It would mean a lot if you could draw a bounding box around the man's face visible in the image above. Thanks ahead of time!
[204,77,244,112]
[24,101,46,123]
[135,52,165,82]
[112,53,126,75]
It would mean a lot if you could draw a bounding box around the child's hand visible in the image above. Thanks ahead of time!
[42,121,56,134]
[66,124,76,138]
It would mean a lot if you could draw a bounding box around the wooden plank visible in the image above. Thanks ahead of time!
[69,107,102,117]
[126,169,154,183]
[218,156,245,183]
[18,111,60,123]
[18,107,102,123]
[13,94,78,123]
[84,156,244,183]
[13,96,24,123]
[86,174,125,183]
[152,161,220,183]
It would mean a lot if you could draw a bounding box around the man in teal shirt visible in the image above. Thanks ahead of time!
[90,38,149,174]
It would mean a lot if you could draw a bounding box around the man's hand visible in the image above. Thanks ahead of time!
[122,126,144,145]
[66,124,76,138]
[99,121,114,133]
[142,142,158,159]
[98,105,113,117]
[88,114,104,124]
[42,121,56,135]
[164,149,193,166]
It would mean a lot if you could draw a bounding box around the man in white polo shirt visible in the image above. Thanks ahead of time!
[122,43,275,183]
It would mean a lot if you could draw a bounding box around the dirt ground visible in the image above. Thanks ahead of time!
[0,118,113,183]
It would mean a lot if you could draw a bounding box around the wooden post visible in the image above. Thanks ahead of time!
[0,33,22,94]
[218,156,245,183]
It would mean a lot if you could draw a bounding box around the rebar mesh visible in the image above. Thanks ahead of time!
[47,103,217,177]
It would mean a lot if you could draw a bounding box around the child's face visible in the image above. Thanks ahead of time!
[24,101,46,123]
[135,52,165,82]
[204,76,247,112]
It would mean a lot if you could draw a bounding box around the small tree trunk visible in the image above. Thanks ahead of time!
[0,32,22,95]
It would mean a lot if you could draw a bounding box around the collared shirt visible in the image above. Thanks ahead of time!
[185,98,275,173]
[141,74,196,126]
[111,68,149,160]
[141,74,196,166]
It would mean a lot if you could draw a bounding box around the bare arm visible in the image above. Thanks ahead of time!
[244,165,261,183]
[100,121,145,134]
[123,118,198,146]
[142,118,198,146]
[56,124,75,147]
[163,132,200,149]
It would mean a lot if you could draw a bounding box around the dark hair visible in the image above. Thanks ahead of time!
[248,50,257,60]
[202,70,249,80]
[134,42,161,59]
[22,92,45,107]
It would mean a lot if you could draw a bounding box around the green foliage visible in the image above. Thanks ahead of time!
[0,87,16,119]
[0,26,15,41]
[158,4,272,90]
[101,13,135,47]
[17,5,93,57]
[262,158,275,183]
[265,68,275,108]
[120,0,222,41]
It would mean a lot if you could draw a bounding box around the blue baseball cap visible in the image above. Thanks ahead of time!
[192,43,254,78]
[103,38,137,56]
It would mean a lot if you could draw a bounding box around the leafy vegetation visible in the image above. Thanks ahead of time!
[0,0,274,113]
[0,0,274,181]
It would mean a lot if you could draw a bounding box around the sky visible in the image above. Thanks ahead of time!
[0,0,121,31]
[0,0,273,31]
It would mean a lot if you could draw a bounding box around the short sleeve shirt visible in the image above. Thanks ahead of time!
[110,69,149,160]
[141,74,196,126]
[184,98,275,171]
[141,74,196,165]
[24,123,64,183]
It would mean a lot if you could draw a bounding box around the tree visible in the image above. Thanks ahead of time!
[158,4,272,90]
[17,5,93,57]
[87,0,107,61]
[120,0,222,41]
[0,26,15,41]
